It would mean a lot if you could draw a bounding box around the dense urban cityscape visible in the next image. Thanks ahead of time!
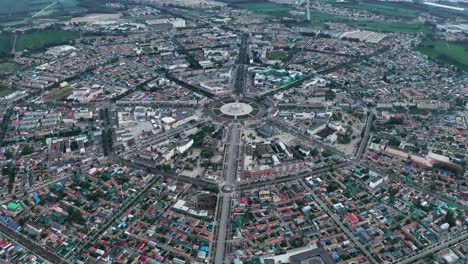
[0,0,466,263]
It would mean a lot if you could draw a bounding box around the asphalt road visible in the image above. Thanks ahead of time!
[0,223,66,264]
[214,124,241,264]
[300,181,380,264]
[71,175,161,259]
[354,111,373,160]
[396,231,467,264]
[238,161,351,191]
[268,118,345,158]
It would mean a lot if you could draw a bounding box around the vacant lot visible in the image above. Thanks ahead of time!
[417,40,468,69]
[15,30,80,52]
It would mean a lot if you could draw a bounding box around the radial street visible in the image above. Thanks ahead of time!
[300,181,380,264]
[214,124,242,264]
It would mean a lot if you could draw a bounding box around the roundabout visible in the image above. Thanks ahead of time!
[219,101,253,117]
[221,185,234,193]
[208,97,266,121]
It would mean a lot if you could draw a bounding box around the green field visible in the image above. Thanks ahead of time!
[230,1,433,34]
[0,0,79,16]
[350,21,433,34]
[45,87,74,101]
[296,11,432,34]
[0,85,14,97]
[270,50,287,61]
[0,62,20,73]
[417,40,468,69]
[234,2,291,16]
[0,0,113,26]
[15,30,80,52]
[0,35,12,54]
[335,2,419,17]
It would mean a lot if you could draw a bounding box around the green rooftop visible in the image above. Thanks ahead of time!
[7,202,20,210]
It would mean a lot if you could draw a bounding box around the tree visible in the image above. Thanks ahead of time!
[3,163,16,193]
[4,151,13,159]
[388,136,400,147]
[67,207,85,225]
[21,144,33,156]
[444,210,456,227]
[387,117,404,125]
[325,89,336,101]
[201,149,214,159]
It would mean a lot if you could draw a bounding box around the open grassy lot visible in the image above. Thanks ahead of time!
[234,2,291,16]
[295,11,433,34]
[44,87,74,101]
[0,0,113,26]
[334,1,420,17]
[15,30,80,52]
[0,35,12,54]
[0,62,20,73]
[270,50,287,61]
[350,21,433,34]
[0,85,14,97]
[417,40,468,69]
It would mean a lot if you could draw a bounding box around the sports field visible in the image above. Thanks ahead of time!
[417,40,468,69]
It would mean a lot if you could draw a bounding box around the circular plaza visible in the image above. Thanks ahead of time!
[208,97,266,121]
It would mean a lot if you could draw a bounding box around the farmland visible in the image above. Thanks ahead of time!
[417,40,468,69]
